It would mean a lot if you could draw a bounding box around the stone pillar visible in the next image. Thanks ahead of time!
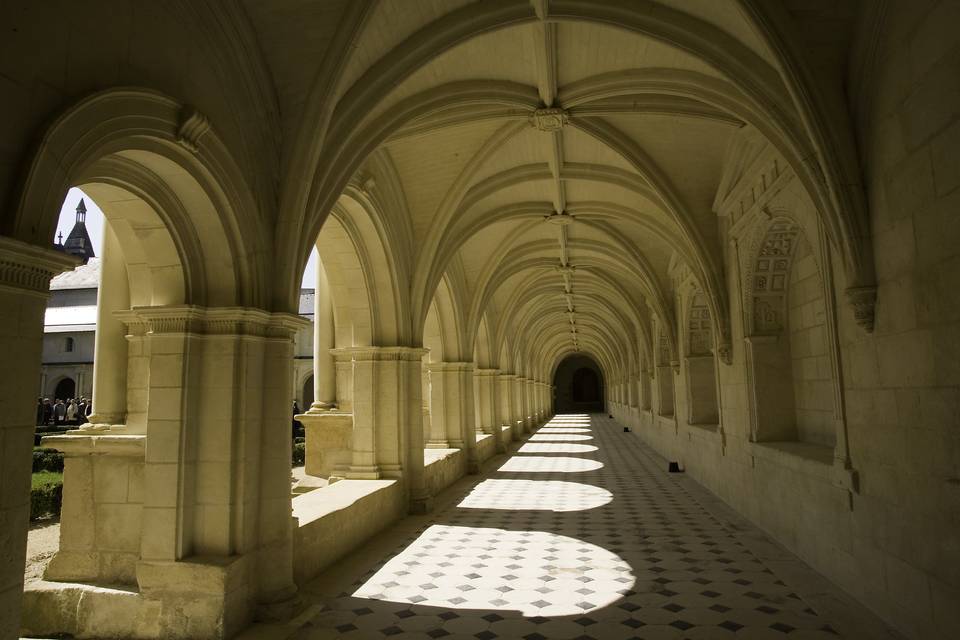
[347,348,430,482]
[333,349,354,412]
[628,373,638,408]
[498,373,519,441]
[0,238,76,640]
[310,256,336,410]
[523,378,540,432]
[87,223,129,426]
[512,376,526,434]
[474,369,505,454]
[421,358,432,446]
[426,362,479,472]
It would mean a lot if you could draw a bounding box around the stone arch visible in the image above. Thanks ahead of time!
[683,288,719,426]
[742,215,839,447]
[552,354,605,414]
[52,376,76,402]
[314,188,408,347]
[11,88,264,308]
[654,320,676,418]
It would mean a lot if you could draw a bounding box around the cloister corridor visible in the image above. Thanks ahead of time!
[242,415,894,640]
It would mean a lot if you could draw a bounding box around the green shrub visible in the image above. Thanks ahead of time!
[294,436,305,444]
[32,448,65,473]
[30,475,63,520]
[292,442,305,466]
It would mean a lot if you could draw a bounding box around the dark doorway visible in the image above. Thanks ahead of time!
[54,377,75,401]
[553,355,605,413]
[572,367,600,403]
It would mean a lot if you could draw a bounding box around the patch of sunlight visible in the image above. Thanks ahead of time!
[528,433,593,442]
[353,525,635,616]
[497,456,603,473]
[518,442,598,454]
[457,479,611,511]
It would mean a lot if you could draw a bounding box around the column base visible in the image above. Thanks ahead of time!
[409,492,434,515]
[254,585,302,623]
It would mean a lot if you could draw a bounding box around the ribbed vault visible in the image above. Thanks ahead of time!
[275,0,870,388]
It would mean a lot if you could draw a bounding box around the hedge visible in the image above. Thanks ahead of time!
[32,448,65,473]
[30,480,63,520]
[292,442,305,466]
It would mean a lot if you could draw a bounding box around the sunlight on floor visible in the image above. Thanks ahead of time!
[528,433,593,442]
[518,442,598,454]
[352,525,635,616]
[497,455,603,473]
[457,478,612,511]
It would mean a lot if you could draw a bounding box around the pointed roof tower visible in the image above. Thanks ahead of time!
[61,198,96,263]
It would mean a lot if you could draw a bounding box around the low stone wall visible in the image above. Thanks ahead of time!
[292,479,404,586]
[476,433,497,462]
[423,448,465,498]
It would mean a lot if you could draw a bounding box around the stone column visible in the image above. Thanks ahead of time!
[512,376,526,434]
[347,347,430,483]
[310,256,336,410]
[421,358,432,447]
[426,362,479,472]
[0,238,76,640]
[498,373,519,441]
[523,378,540,432]
[87,223,129,426]
[474,369,505,453]
[333,349,354,412]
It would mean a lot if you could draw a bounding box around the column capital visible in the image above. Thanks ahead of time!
[332,346,429,361]
[114,305,311,338]
[498,373,517,380]
[427,361,475,372]
[0,235,78,296]
[474,368,500,376]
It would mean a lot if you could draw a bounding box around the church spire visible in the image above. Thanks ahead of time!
[76,198,87,223]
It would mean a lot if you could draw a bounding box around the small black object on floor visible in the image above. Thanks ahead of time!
[623,426,630,432]
[668,461,683,473]
[608,414,613,419]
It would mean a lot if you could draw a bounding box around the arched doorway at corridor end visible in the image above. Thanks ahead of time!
[553,355,605,414]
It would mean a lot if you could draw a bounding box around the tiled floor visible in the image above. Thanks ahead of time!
[259,414,887,640]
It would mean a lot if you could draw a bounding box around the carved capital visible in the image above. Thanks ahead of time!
[530,107,569,132]
[845,286,878,333]
[716,342,733,365]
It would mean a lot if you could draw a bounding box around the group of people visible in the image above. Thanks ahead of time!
[37,397,92,426]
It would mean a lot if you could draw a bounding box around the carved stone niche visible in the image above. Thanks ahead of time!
[846,286,878,333]
[531,107,569,132]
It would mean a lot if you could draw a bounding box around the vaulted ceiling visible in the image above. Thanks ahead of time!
[245,0,865,380]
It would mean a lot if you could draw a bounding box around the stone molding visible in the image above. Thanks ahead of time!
[474,368,500,376]
[332,346,429,362]
[0,236,78,296]
[427,361,475,372]
[114,305,309,339]
[41,433,145,458]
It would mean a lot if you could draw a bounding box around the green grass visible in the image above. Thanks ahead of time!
[31,470,63,490]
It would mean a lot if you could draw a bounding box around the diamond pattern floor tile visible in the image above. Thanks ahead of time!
[273,414,852,640]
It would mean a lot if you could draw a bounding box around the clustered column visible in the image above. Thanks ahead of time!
[498,373,520,441]
[425,361,480,473]
[474,368,506,453]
